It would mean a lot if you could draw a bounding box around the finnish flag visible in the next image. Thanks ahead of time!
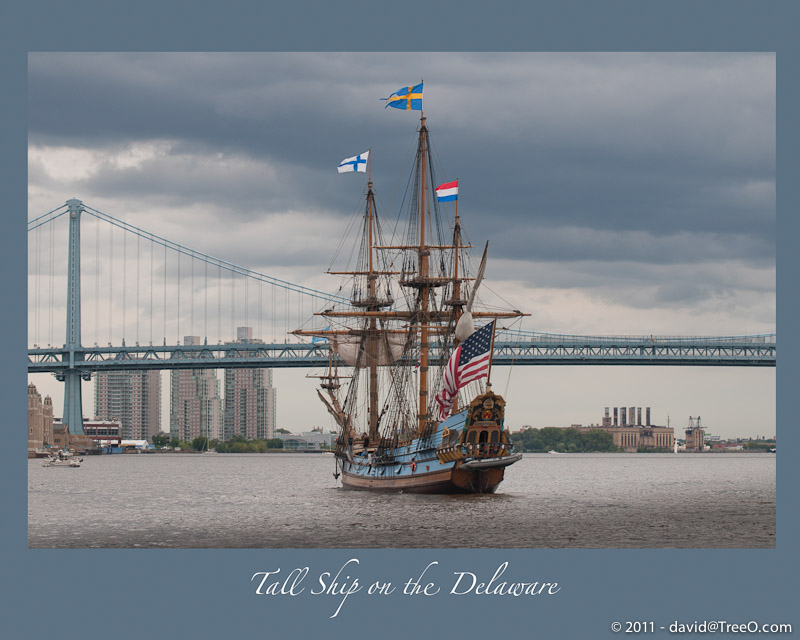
[338,151,369,173]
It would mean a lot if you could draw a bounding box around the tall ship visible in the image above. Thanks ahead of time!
[296,84,525,493]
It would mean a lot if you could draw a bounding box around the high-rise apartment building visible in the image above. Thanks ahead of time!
[170,336,222,442]
[94,368,161,441]
[223,327,277,441]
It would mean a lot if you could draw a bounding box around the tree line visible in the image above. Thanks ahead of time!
[151,433,284,452]
[510,427,619,453]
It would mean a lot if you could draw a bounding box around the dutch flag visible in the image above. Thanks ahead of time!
[435,180,458,202]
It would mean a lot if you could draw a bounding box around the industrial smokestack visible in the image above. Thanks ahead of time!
[637,407,642,426]
[646,407,651,426]
[613,407,618,426]
[621,407,627,427]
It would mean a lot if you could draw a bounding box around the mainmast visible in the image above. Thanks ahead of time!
[418,115,430,435]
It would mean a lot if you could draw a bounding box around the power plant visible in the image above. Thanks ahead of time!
[580,406,674,451]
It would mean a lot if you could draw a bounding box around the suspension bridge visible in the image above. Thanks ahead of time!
[27,199,776,434]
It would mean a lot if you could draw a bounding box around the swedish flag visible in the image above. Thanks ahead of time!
[382,82,423,110]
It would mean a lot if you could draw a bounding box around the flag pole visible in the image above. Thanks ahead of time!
[486,318,498,390]
[450,181,461,417]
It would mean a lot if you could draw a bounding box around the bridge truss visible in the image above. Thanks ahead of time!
[28,331,776,375]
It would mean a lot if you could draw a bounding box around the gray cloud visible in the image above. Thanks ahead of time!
[28,52,775,323]
[26,52,776,439]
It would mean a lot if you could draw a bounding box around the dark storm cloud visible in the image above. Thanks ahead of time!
[28,52,775,305]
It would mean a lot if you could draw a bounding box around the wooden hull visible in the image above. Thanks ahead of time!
[336,392,518,494]
[341,464,505,494]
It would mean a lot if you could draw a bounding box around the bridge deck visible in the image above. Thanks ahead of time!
[28,333,776,372]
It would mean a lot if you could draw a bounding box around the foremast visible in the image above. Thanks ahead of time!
[365,163,380,442]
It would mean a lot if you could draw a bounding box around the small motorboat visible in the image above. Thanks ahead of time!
[42,450,82,467]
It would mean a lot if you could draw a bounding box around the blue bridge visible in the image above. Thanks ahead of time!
[28,332,776,374]
[27,200,776,434]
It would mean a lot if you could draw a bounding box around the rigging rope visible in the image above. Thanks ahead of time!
[503,317,523,399]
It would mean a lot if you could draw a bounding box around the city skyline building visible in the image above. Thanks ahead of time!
[94,367,161,441]
[223,326,277,441]
[28,382,54,452]
[169,336,222,442]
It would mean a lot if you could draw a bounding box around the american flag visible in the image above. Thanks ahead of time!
[434,320,495,421]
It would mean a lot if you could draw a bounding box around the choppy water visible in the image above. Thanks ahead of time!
[28,452,775,548]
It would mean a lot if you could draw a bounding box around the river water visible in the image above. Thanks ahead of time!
[28,452,775,548]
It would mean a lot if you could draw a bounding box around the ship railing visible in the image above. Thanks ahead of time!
[463,442,512,459]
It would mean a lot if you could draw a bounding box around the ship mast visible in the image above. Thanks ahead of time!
[366,157,380,442]
[452,195,461,317]
[449,194,463,415]
[297,111,528,444]
[418,115,430,435]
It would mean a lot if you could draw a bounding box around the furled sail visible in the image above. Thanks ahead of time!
[455,242,488,342]
[331,335,406,367]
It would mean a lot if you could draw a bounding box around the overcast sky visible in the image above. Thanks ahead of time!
[27,52,775,438]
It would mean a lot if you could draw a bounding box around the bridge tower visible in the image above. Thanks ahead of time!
[60,198,89,435]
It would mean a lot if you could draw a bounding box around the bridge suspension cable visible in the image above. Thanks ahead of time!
[27,205,68,230]
[29,201,352,353]
[80,204,347,304]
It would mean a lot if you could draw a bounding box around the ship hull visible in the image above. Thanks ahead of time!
[335,403,520,494]
[340,465,506,494]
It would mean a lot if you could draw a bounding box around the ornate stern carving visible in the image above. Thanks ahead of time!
[461,390,510,458]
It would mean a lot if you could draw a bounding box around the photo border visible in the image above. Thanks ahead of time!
[3,2,795,638]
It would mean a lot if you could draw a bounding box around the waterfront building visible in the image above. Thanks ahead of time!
[83,419,122,446]
[94,367,161,441]
[572,425,674,452]
[28,383,54,452]
[170,336,222,442]
[684,416,706,452]
[223,327,277,441]
[51,420,69,449]
[572,406,674,452]
[276,430,335,450]
[49,419,97,452]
